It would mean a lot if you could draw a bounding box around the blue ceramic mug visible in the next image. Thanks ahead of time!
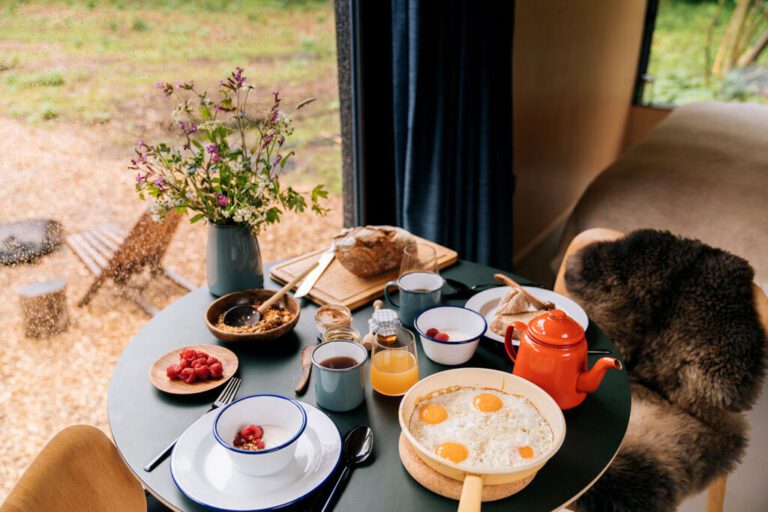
[384,271,445,327]
[311,341,368,412]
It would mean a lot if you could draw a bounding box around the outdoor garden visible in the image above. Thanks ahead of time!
[646,0,768,105]
[0,0,340,499]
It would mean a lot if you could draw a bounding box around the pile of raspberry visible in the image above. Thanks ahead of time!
[233,424,265,451]
[426,328,451,341]
[166,348,224,383]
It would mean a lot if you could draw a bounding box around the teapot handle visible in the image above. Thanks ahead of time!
[504,324,518,363]
[504,322,529,364]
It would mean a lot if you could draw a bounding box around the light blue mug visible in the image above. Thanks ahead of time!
[384,271,445,327]
[311,340,368,412]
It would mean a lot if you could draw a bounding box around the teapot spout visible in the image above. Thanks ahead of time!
[576,357,623,393]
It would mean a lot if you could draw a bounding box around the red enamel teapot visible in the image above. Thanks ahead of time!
[504,309,623,410]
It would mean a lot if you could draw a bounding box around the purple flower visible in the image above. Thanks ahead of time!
[135,173,144,184]
[216,193,229,206]
[277,135,285,147]
[153,176,165,188]
[263,134,273,144]
[178,121,198,135]
[155,82,173,97]
[274,154,282,166]
[233,66,246,87]
[136,139,148,162]
[206,144,217,154]
[211,153,221,163]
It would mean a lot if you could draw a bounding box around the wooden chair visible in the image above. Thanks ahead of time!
[555,228,768,512]
[0,425,146,512]
[66,210,194,315]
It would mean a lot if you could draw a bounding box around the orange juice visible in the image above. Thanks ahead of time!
[370,349,419,396]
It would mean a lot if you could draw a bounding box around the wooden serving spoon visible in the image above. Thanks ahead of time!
[223,264,316,327]
[493,273,555,310]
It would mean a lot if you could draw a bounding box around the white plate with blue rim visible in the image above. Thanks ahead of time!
[465,286,589,345]
[171,401,341,511]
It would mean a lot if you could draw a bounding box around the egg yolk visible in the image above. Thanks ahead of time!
[435,442,469,464]
[419,403,448,424]
[518,446,534,459]
[473,393,503,412]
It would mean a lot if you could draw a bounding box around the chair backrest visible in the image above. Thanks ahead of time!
[107,209,182,281]
[0,425,145,512]
[558,228,767,419]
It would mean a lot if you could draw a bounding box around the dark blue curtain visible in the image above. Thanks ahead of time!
[390,0,514,269]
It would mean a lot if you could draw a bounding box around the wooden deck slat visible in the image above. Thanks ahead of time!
[89,228,121,253]
[99,224,127,245]
[65,234,102,275]
[81,231,116,260]
[71,234,110,270]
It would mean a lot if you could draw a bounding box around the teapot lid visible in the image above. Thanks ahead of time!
[526,309,584,347]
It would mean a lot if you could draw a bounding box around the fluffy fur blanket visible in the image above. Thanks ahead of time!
[565,230,766,512]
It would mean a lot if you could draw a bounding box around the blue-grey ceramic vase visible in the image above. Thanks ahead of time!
[207,223,263,297]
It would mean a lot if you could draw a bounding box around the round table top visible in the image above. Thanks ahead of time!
[108,260,631,512]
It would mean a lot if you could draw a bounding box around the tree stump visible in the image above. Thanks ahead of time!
[20,279,69,338]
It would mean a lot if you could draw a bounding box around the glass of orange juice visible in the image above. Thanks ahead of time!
[370,327,419,396]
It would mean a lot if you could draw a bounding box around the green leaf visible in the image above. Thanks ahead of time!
[311,184,328,202]
[190,213,205,223]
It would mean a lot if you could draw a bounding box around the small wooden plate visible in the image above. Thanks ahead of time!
[149,344,238,395]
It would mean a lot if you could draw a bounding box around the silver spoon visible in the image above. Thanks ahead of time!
[316,425,374,512]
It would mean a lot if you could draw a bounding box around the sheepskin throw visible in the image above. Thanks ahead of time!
[565,229,766,512]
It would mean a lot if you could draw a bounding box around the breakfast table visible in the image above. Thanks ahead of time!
[108,259,631,512]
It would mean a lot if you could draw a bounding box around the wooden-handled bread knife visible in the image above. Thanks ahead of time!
[294,242,335,299]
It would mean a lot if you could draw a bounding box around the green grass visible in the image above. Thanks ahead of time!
[647,0,768,105]
[0,0,341,193]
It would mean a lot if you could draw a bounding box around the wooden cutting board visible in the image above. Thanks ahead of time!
[269,236,457,310]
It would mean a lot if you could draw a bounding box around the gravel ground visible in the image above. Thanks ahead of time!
[0,116,342,498]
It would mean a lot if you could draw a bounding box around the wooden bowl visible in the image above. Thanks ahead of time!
[150,344,238,395]
[204,289,300,343]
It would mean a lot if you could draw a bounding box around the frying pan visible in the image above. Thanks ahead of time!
[398,368,566,512]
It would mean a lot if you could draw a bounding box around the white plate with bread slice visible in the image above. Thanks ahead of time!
[465,286,588,345]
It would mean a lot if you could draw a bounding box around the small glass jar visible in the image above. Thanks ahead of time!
[322,325,361,345]
[315,304,353,339]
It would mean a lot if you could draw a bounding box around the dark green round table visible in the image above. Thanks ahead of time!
[108,260,631,511]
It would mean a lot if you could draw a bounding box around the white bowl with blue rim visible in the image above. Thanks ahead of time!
[172,401,341,511]
[414,306,487,365]
[214,394,307,476]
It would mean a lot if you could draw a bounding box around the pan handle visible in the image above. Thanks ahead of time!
[458,474,483,512]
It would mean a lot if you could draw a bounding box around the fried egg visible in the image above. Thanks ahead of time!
[408,387,554,469]
[419,403,448,424]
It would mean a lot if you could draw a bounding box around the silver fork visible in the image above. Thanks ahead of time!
[143,377,242,472]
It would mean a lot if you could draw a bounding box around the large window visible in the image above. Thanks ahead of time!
[0,0,341,498]
[640,0,768,106]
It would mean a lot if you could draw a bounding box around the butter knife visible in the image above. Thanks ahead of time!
[294,242,335,298]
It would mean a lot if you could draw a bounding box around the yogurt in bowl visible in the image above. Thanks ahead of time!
[414,306,487,365]
[213,394,307,476]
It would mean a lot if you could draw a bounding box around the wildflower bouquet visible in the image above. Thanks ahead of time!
[130,67,328,234]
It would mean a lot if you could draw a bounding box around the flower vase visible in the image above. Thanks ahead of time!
[207,223,264,296]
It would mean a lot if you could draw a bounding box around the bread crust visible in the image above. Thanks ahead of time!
[333,226,416,277]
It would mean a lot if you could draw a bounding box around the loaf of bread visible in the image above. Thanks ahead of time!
[333,226,416,277]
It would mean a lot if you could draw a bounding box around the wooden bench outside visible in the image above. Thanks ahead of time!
[65,210,194,316]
